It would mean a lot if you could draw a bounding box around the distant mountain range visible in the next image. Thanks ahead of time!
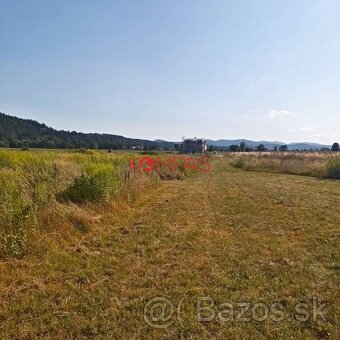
[155,138,331,150]
[205,139,331,150]
[0,112,332,150]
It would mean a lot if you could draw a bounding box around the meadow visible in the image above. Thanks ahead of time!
[231,152,340,179]
[0,150,339,338]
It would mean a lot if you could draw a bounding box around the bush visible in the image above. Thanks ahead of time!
[63,174,104,202]
[63,166,121,203]
[326,157,340,179]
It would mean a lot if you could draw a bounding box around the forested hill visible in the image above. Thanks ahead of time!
[0,112,170,150]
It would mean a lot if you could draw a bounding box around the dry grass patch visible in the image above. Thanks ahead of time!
[0,155,339,338]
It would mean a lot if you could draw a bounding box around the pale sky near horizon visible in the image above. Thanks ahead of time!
[1,0,339,144]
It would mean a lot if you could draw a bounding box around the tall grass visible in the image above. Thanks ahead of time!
[0,150,157,258]
[0,170,35,258]
[326,156,340,179]
[0,150,202,258]
[231,152,340,179]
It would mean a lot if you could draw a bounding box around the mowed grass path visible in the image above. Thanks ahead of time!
[0,157,339,339]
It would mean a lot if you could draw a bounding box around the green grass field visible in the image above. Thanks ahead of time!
[0,151,339,338]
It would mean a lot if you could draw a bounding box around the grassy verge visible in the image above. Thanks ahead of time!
[231,152,340,179]
[0,150,206,259]
[0,150,159,259]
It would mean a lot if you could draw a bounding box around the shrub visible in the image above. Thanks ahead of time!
[326,157,340,179]
[63,166,121,203]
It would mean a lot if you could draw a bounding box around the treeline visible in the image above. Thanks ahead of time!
[0,112,172,150]
[208,142,340,152]
[1,112,339,152]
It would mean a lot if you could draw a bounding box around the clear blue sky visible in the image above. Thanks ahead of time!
[1,0,339,143]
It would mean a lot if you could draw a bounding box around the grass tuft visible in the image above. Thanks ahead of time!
[326,156,340,179]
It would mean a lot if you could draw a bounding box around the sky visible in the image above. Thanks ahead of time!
[1,0,339,144]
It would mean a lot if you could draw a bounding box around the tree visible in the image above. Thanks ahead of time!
[256,144,267,152]
[279,145,288,152]
[229,144,240,152]
[208,145,218,152]
[239,142,246,152]
[331,142,340,152]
